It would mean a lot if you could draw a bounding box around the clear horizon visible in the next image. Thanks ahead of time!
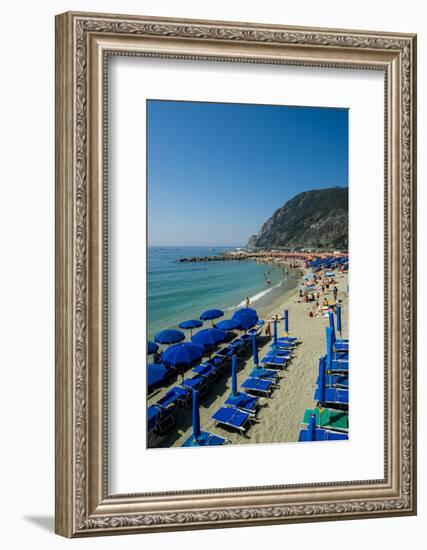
[148,100,348,247]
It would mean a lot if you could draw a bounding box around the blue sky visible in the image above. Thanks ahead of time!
[147,100,348,247]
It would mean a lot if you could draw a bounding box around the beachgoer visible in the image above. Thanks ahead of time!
[323,298,328,307]
[245,296,250,308]
[333,286,338,300]
[265,321,271,337]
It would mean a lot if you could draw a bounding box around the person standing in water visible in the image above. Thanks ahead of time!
[245,296,250,308]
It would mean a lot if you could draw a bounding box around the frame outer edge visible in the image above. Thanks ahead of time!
[54,10,417,537]
[55,12,76,538]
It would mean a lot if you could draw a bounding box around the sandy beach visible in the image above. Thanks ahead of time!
[148,266,349,448]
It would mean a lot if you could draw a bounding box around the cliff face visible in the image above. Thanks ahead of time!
[248,187,348,250]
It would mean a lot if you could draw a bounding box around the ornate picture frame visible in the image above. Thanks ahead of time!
[55,11,417,537]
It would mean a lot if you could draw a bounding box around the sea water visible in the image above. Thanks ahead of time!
[148,246,299,340]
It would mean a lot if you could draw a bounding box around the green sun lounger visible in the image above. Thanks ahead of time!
[302,407,349,433]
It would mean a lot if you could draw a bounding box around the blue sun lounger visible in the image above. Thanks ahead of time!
[182,390,227,447]
[250,367,278,381]
[298,427,348,441]
[318,372,349,389]
[327,373,349,388]
[241,377,274,397]
[315,386,349,406]
[180,375,209,398]
[182,431,227,446]
[193,358,226,380]
[335,342,349,351]
[218,340,245,358]
[147,404,175,435]
[192,362,219,381]
[225,392,259,415]
[157,386,191,408]
[298,412,348,441]
[212,406,251,435]
[332,351,349,361]
[268,347,292,357]
[327,359,349,373]
[261,355,288,369]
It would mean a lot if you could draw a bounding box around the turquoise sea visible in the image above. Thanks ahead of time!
[147,246,299,340]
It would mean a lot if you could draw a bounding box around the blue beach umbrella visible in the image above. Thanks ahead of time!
[284,309,289,335]
[233,307,258,319]
[162,342,204,379]
[147,363,169,392]
[307,413,317,441]
[200,309,224,326]
[154,329,185,346]
[252,334,259,367]
[231,354,238,396]
[192,389,201,443]
[179,319,203,337]
[232,308,258,332]
[192,328,227,350]
[214,319,241,332]
[337,305,342,337]
[147,341,159,355]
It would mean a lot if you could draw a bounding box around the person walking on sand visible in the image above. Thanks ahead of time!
[265,321,271,337]
[245,296,250,308]
[333,285,338,301]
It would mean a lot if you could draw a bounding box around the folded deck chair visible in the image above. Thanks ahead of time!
[298,427,348,442]
[182,431,227,447]
[315,386,349,406]
[328,360,349,373]
[147,404,175,435]
[225,392,259,415]
[335,342,349,351]
[157,386,191,408]
[180,375,209,398]
[250,367,278,381]
[302,408,349,432]
[317,372,349,388]
[212,406,251,435]
[332,351,349,360]
[241,377,274,396]
[261,355,288,369]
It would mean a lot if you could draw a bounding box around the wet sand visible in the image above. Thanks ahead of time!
[148,269,349,448]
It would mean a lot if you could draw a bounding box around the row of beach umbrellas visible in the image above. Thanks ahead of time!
[147,307,259,389]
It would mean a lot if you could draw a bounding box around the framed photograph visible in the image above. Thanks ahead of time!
[55,11,417,537]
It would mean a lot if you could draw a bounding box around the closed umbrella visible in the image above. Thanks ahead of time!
[307,413,317,441]
[192,389,201,444]
[273,319,278,347]
[154,329,185,346]
[284,309,289,335]
[179,319,203,337]
[318,354,327,404]
[328,311,336,344]
[337,304,342,337]
[252,334,259,367]
[231,354,238,396]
